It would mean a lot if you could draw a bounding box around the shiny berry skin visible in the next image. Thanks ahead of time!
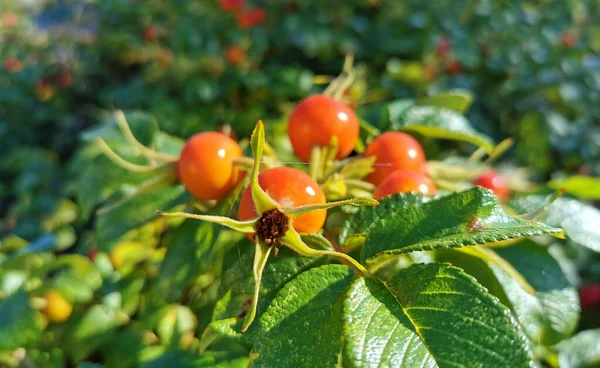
[579,284,600,310]
[373,170,437,199]
[364,132,426,186]
[42,291,73,323]
[288,94,359,162]
[238,167,326,233]
[178,132,243,200]
[473,170,509,200]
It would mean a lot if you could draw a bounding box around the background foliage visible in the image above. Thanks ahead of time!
[1,0,600,367]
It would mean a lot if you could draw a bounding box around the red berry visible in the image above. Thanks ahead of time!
[225,45,247,65]
[446,61,462,75]
[373,170,437,199]
[236,8,267,29]
[1,12,18,27]
[219,0,245,12]
[364,132,427,186]
[178,132,243,200]
[57,72,72,87]
[238,167,326,234]
[579,284,600,309]
[473,170,509,200]
[142,25,157,41]
[561,31,577,48]
[436,36,450,59]
[3,57,23,73]
[87,246,99,262]
[287,94,359,162]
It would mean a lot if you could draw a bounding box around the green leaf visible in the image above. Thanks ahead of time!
[512,196,600,252]
[495,240,580,345]
[362,187,564,262]
[143,350,248,368]
[151,220,213,304]
[95,186,188,248]
[344,263,533,368]
[437,240,579,345]
[418,90,474,114]
[390,105,494,153]
[339,193,429,246]
[548,176,600,200]
[104,325,147,368]
[157,305,197,346]
[65,305,127,362]
[249,265,354,368]
[216,246,323,321]
[556,329,600,368]
[0,290,43,350]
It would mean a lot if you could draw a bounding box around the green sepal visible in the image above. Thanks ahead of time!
[242,241,273,332]
[283,197,378,219]
[157,211,256,233]
[249,121,279,213]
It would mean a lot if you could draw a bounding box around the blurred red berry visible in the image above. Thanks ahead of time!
[237,8,267,29]
[87,246,99,262]
[57,72,72,87]
[436,36,450,58]
[225,45,247,65]
[3,57,23,72]
[142,25,157,41]
[473,170,509,200]
[1,12,18,27]
[579,284,600,309]
[219,0,245,12]
[446,61,462,75]
[561,31,577,48]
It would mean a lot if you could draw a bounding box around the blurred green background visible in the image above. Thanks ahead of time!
[1,0,599,366]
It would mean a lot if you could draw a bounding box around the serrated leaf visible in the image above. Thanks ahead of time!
[216,246,323,320]
[512,196,600,252]
[390,105,494,153]
[0,290,43,350]
[495,240,579,344]
[549,176,600,200]
[249,265,354,368]
[556,329,600,368]
[418,90,474,114]
[339,193,429,246]
[95,186,188,248]
[343,263,533,368]
[362,187,564,262]
[437,240,579,346]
